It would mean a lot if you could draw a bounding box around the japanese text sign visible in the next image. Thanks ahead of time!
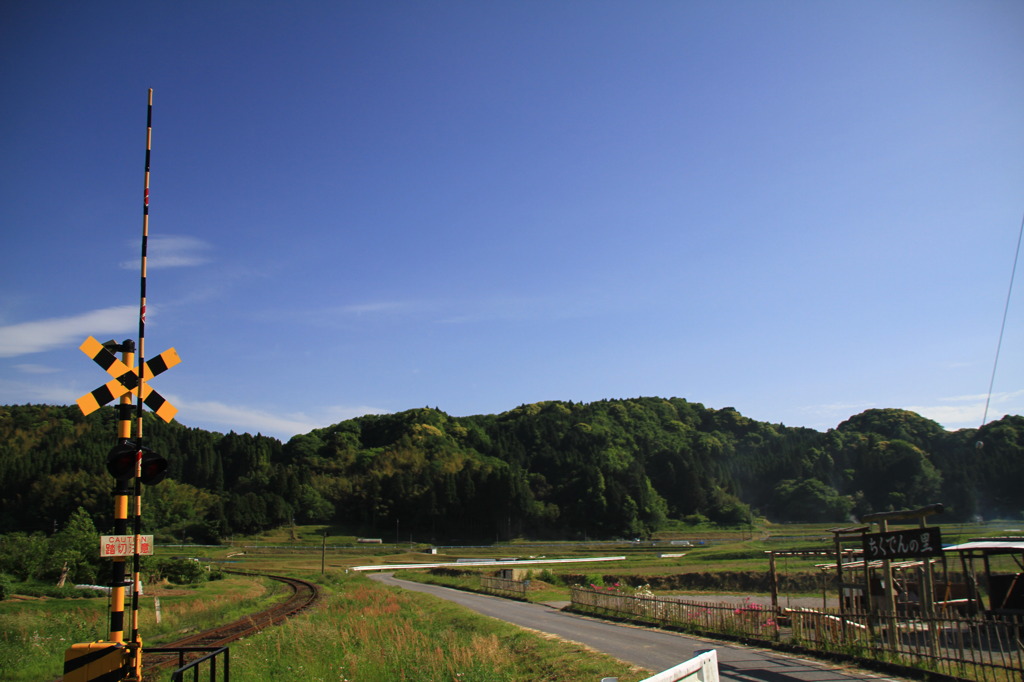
[862,527,942,561]
[99,535,154,557]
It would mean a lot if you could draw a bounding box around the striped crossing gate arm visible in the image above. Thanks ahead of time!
[63,641,129,682]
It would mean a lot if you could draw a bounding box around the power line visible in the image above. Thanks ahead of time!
[981,210,1024,430]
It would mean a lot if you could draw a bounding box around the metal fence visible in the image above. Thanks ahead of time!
[146,645,230,682]
[570,588,1024,682]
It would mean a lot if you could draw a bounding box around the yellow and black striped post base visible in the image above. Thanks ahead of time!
[63,641,128,682]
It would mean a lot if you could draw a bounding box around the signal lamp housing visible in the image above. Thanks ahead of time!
[106,442,167,485]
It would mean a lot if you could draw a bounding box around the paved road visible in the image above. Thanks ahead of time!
[370,573,909,681]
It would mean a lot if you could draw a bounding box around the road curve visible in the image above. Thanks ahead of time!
[369,573,909,682]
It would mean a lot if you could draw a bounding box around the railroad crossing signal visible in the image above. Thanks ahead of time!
[76,336,180,422]
[107,442,168,485]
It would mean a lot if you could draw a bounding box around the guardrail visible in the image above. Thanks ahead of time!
[352,555,626,571]
[602,649,719,682]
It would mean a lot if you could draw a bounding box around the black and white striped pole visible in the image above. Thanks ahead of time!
[66,88,181,682]
[127,87,155,680]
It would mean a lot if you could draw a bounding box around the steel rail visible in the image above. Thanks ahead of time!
[141,570,319,674]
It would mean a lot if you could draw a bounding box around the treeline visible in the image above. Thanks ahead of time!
[0,399,1021,542]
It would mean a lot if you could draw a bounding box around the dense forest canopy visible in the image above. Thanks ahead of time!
[0,400,1020,543]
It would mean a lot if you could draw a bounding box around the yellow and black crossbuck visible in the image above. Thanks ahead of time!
[76,336,180,422]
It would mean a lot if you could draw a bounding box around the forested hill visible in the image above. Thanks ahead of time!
[1,399,1021,542]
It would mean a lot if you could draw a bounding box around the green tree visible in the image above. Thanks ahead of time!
[48,507,101,586]
[770,478,854,523]
[0,532,49,581]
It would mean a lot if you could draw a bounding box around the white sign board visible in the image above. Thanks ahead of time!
[100,535,154,557]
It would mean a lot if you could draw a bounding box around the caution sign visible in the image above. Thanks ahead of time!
[76,336,180,422]
[100,535,154,557]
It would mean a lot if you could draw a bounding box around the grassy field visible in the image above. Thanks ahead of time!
[226,571,647,682]
[0,574,288,681]
[1,518,1018,680]
[0,570,648,682]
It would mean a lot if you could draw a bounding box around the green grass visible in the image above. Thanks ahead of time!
[0,596,108,681]
[225,572,648,682]
[0,574,282,681]
[5,518,1019,681]
[0,568,647,682]
[140,574,286,644]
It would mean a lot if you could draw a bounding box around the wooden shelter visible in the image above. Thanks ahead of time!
[942,537,1024,617]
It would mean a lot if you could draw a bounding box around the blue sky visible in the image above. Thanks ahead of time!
[2,1,1022,441]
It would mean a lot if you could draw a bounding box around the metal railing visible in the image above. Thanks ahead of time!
[570,587,1024,682]
[146,645,230,681]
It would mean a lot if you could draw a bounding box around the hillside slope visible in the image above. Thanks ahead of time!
[1,400,1020,540]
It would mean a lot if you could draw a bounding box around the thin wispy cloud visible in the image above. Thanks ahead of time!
[319,404,390,424]
[13,363,59,374]
[340,301,414,314]
[120,235,212,270]
[796,388,1024,432]
[282,293,612,329]
[797,401,876,429]
[909,390,1024,430]
[249,300,419,329]
[0,377,78,405]
[0,306,136,358]
[909,404,985,429]
[172,397,388,440]
[937,390,1024,404]
[435,291,621,325]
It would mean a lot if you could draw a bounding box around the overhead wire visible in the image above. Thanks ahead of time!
[980,210,1024,432]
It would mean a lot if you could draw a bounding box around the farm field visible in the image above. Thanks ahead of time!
[1,519,1018,680]
[210,518,1018,589]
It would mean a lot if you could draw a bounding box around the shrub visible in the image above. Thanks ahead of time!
[144,557,208,585]
[536,569,557,584]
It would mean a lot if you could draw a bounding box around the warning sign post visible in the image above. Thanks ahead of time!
[100,535,154,558]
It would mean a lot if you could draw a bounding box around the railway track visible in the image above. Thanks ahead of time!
[142,569,320,673]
